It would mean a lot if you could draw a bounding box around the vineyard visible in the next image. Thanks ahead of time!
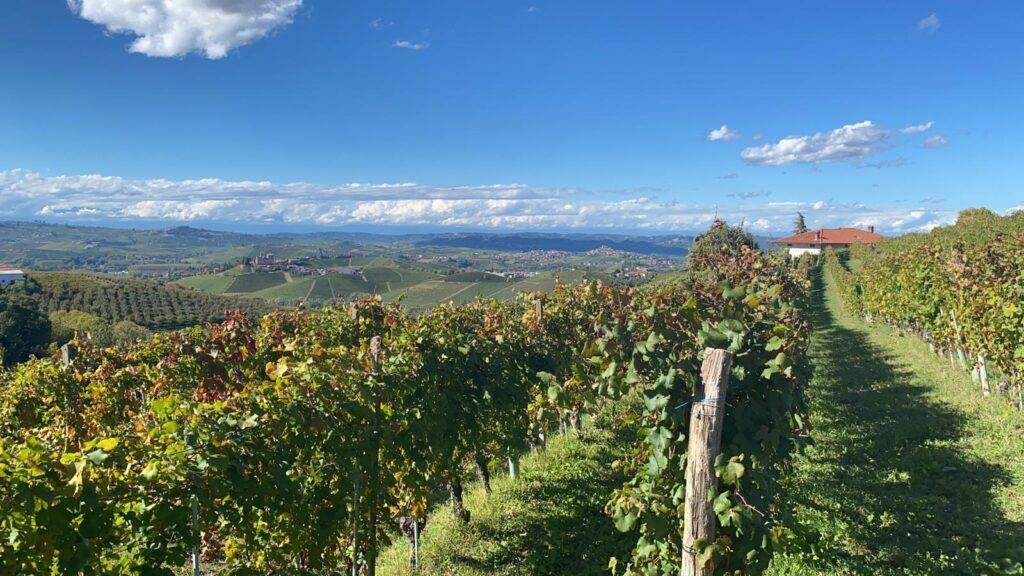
[827,208,1024,409]
[31,272,275,331]
[0,223,813,575]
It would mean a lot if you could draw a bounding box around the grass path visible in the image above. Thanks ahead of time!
[768,271,1024,575]
[377,408,634,576]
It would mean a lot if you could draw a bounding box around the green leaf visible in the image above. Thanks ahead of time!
[719,458,746,485]
[646,426,672,453]
[643,393,669,413]
[86,449,108,466]
[96,438,119,452]
[141,461,160,481]
[614,511,637,532]
[547,384,563,404]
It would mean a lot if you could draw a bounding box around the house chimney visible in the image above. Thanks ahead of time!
[815,229,822,242]
[868,225,875,233]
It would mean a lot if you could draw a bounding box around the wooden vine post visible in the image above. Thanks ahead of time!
[681,348,733,576]
[977,354,991,397]
[366,335,383,576]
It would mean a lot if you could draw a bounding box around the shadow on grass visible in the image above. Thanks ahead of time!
[381,407,636,576]
[777,271,1024,574]
[455,429,634,576]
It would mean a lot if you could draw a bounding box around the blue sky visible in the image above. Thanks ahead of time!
[1,1,1021,234]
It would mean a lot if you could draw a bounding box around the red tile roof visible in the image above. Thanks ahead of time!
[772,228,883,245]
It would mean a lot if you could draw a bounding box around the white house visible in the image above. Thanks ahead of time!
[0,269,25,285]
[772,227,882,257]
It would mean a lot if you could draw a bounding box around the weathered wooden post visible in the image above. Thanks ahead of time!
[681,348,733,576]
[60,343,74,367]
[366,336,382,576]
[191,492,201,576]
[957,348,968,372]
[978,354,991,397]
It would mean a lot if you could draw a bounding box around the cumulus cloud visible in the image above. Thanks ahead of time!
[924,135,949,148]
[740,121,889,166]
[0,169,958,235]
[900,121,934,134]
[918,13,941,32]
[393,40,430,50]
[707,125,740,142]
[67,0,302,59]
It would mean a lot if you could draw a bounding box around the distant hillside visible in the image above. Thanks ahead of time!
[0,221,357,274]
[442,271,508,282]
[31,272,274,330]
[414,233,689,256]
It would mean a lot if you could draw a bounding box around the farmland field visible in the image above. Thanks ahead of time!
[175,273,234,294]
[224,272,288,293]
[177,264,621,311]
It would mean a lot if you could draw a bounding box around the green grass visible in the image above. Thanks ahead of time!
[326,274,376,296]
[446,281,513,305]
[224,272,288,293]
[174,273,234,294]
[248,276,316,301]
[384,280,473,310]
[183,245,255,265]
[363,266,439,292]
[307,277,336,301]
[767,271,1024,575]
[443,271,507,283]
[378,411,634,576]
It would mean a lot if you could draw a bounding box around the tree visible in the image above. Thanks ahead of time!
[794,212,808,234]
[50,310,111,345]
[110,320,151,344]
[687,220,756,270]
[0,279,52,366]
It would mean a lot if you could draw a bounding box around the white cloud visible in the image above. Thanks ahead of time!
[900,121,934,134]
[740,121,889,166]
[121,199,240,220]
[67,0,302,59]
[0,169,958,235]
[918,13,941,32]
[370,18,394,29]
[393,40,430,51]
[924,135,948,148]
[707,125,740,142]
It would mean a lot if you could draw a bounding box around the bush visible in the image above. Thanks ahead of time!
[0,279,51,366]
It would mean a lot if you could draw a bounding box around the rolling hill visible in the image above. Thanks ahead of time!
[31,271,274,330]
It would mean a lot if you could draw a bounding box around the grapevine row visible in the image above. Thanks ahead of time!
[833,209,1024,408]
[0,223,813,575]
